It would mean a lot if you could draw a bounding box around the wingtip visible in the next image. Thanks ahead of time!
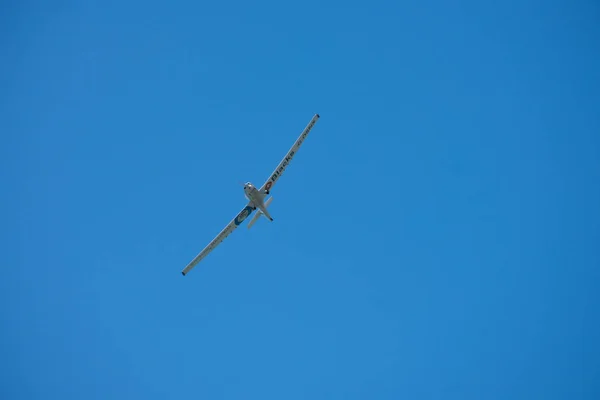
[181,271,186,276]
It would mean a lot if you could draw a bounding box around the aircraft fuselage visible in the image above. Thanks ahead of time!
[243,182,273,221]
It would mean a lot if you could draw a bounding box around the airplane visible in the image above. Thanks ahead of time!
[181,113,320,276]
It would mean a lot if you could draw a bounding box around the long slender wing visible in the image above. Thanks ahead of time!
[181,204,254,276]
[259,114,320,193]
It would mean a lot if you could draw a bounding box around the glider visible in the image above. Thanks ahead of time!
[181,113,320,276]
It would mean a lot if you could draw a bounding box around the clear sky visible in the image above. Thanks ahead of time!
[2,0,599,399]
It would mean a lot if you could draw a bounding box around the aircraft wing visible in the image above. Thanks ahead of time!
[181,204,255,276]
[259,114,320,194]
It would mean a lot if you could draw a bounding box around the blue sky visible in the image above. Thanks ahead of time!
[2,0,599,398]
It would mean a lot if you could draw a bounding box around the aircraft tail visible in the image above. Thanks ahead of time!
[247,196,273,229]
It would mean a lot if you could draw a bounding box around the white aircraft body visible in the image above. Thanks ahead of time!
[181,114,320,276]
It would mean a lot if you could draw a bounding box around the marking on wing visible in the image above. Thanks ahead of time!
[234,206,254,226]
